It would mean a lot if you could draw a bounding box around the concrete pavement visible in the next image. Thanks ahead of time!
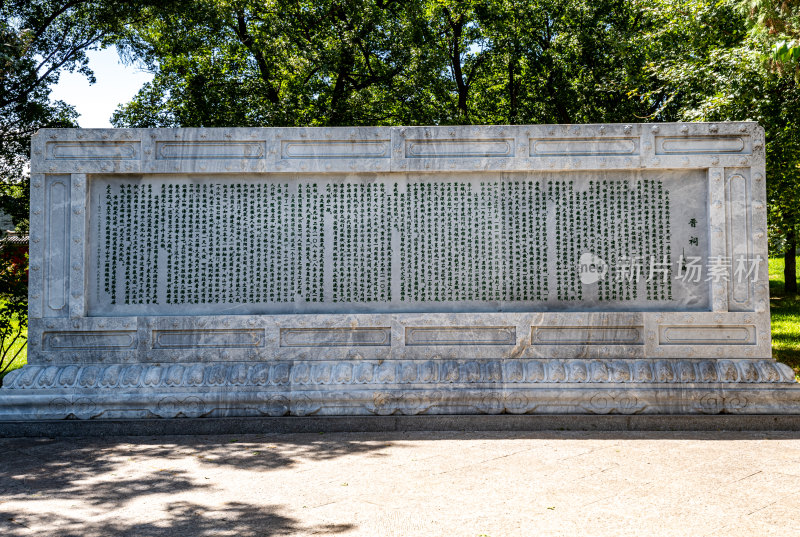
[1,431,799,536]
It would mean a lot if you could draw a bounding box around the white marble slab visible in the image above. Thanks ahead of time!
[4,122,796,420]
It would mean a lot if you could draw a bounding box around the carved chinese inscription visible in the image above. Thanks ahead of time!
[89,170,706,316]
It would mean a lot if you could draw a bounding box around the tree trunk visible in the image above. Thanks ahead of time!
[508,51,517,124]
[329,57,351,126]
[234,14,280,104]
[786,225,798,295]
[443,8,469,121]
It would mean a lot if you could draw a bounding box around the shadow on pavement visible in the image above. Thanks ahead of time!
[0,435,365,536]
[0,501,353,537]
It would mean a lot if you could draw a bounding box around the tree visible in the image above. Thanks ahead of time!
[7,0,799,294]
[0,240,27,384]
[112,0,450,127]
[746,0,800,68]
[468,0,663,124]
[111,0,669,128]
[744,0,800,293]
[0,10,77,231]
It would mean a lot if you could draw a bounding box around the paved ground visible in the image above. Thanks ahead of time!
[1,431,799,536]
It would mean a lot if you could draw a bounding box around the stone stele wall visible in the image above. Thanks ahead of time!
[2,123,799,420]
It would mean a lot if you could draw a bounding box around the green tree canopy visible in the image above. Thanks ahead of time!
[639,0,800,293]
[111,0,674,128]
[746,0,800,68]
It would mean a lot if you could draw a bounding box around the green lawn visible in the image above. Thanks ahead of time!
[769,257,800,380]
[0,315,26,385]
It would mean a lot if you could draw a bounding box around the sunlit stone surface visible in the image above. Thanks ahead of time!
[2,123,798,420]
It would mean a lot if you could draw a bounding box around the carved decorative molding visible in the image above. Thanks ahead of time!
[152,329,265,349]
[655,136,750,154]
[281,140,389,159]
[404,138,513,158]
[405,327,516,346]
[4,359,793,391]
[529,138,638,156]
[30,123,766,174]
[43,331,137,350]
[46,141,140,160]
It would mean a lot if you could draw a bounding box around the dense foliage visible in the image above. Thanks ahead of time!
[0,0,163,229]
[744,0,800,292]
[111,0,673,127]
[746,0,800,68]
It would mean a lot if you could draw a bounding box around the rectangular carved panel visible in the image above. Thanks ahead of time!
[44,175,70,316]
[404,139,513,158]
[727,172,752,309]
[281,140,389,159]
[46,141,140,160]
[531,326,643,345]
[405,327,516,346]
[655,136,751,154]
[43,331,137,350]
[152,329,265,348]
[156,141,264,159]
[28,124,772,370]
[658,325,756,345]
[529,138,638,156]
[280,328,390,347]
[87,170,708,316]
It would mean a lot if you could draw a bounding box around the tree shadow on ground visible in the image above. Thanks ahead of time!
[0,432,395,485]
[2,429,797,493]
[0,433,393,533]
[172,433,396,470]
[0,435,366,536]
[0,501,353,537]
[0,437,206,507]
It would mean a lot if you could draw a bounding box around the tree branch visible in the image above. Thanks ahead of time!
[232,12,280,104]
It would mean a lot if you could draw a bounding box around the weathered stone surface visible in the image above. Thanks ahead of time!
[4,122,798,420]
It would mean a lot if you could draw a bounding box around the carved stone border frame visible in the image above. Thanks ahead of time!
[27,123,770,366]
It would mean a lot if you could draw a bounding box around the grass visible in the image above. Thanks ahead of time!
[769,256,800,380]
[0,314,27,384]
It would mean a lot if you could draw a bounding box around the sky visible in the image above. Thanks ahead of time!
[48,47,154,128]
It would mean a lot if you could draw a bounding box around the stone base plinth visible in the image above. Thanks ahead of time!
[2,359,799,420]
